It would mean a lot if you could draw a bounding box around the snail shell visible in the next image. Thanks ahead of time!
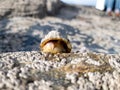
[40,30,72,54]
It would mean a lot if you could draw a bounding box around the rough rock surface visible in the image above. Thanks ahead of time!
[0,4,120,90]
[0,51,120,90]
[0,0,63,19]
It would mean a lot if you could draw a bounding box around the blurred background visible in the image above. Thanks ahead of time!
[61,0,97,6]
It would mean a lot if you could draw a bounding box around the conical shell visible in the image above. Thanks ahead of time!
[40,30,72,53]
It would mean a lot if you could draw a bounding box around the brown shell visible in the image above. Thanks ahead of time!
[40,30,72,53]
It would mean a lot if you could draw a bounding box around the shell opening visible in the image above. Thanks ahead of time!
[44,40,70,53]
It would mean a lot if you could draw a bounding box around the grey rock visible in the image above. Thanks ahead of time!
[0,51,120,90]
[0,5,120,90]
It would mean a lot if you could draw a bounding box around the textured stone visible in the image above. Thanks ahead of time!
[1,4,120,90]
[0,51,120,90]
